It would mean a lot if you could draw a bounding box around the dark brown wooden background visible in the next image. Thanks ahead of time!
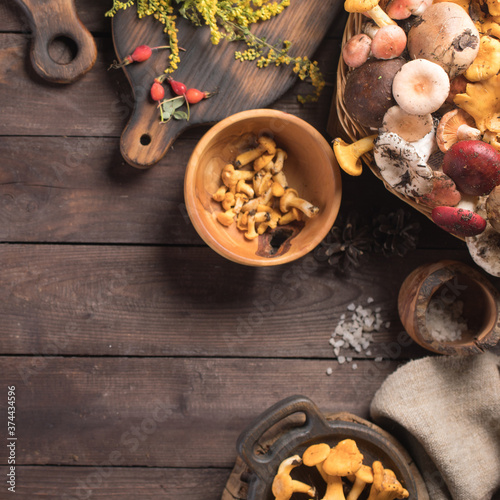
[0,1,498,498]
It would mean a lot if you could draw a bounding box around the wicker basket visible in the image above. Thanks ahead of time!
[334,13,449,232]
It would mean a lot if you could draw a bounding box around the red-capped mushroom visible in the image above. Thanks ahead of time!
[370,25,407,59]
[342,33,373,68]
[418,171,462,209]
[432,204,487,237]
[442,140,500,196]
[384,0,432,19]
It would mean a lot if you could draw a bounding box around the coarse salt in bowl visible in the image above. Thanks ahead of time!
[184,109,342,266]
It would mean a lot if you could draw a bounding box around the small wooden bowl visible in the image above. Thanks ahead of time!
[184,109,342,266]
[398,260,500,355]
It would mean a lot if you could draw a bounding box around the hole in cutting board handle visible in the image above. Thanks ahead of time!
[140,134,152,146]
[48,35,79,65]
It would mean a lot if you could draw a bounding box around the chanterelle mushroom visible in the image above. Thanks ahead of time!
[347,464,374,500]
[373,132,434,198]
[454,74,500,134]
[344,0,397,27]
[234,135,276,168]
[464,35,500,82]
[302,443,331,481]
[323,439,364,478]
[271,455,316,500]
[366,461,409,500]
[333,135,378,176]
[280,189,319,218]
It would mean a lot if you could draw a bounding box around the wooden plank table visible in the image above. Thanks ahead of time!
[0,1,499,498]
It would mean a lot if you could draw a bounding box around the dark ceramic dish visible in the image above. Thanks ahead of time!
[236,395,418,500]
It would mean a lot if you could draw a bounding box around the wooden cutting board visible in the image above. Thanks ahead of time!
[111,1,344,169]
[13,0,97,83]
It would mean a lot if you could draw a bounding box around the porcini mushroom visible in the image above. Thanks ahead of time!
[333,135,378,176]
[431,204,487,237]
[373,132,434,197]
[342,33,373,68]
[407,2,480,79]
[466,222,500,276]
[280,189,319,218]
[436,109,482,152]
[366,461,409,500]
[392,59,450,115]
[302,443,331,481]
[271,455,316,500]
[346,464,374,500]
[234,136,276,168]
[343,58,406,129]
[344,0,397,27]
[442,140,500,196]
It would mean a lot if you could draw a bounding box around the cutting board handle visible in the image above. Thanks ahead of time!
[14,0,97,83]
[236,395,332,481]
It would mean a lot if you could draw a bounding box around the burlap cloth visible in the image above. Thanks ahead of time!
[370,352,500,500]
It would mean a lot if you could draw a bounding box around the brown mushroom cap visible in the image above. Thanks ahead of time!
[407,2,480,79]
[343,58,406,129]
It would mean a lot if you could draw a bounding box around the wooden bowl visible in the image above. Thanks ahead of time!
[184,109,342,266]
[398,260,500,355]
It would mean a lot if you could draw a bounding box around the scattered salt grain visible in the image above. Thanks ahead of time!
[375,357,383,362]
[327,298,388,371]
[326,367,333,375]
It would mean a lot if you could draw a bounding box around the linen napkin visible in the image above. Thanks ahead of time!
[370,352,500,500]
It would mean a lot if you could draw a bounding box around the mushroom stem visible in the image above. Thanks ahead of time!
[333,135,377,176]
[456,124,482,142]
[280,189,319,218]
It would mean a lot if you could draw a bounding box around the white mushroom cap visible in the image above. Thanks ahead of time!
[374,132,434,197]
[466,223,500,277]
[381,105,434,142]
[392,59,450,115]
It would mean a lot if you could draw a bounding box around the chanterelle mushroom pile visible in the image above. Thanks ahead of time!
[334,0,500,276]
[213,136,319,240]
[271,439,409,500]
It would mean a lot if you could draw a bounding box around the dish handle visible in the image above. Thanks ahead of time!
[236,395,331,481]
